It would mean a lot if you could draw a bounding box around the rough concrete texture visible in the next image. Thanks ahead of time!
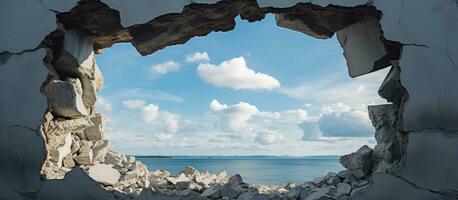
[43,78,88,118]
[377,63,406,105]
[0,126,45,199]
[0,0,56,53]
[373,0,458,132]
[402,131,458,192]
[336,17,387,77]
[1,0,457,199]
[0,49,49,129]
[352,173,443,200]
[401,46,458,131]
[36,168,114,200]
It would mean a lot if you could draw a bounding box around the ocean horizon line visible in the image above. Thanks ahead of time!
[133,155,341,158]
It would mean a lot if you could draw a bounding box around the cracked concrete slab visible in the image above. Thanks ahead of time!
[0,125,45,200]
[402,131,458,192]
[352,173,443,200]
[0,0,56,53]
[400,46,458,131]
[0,49,48,129]
[374,0,458,49]
[36,168,115,200]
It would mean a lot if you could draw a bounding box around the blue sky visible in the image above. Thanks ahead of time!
[95,14,388,156]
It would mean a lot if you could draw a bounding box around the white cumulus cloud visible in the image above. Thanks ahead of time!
[300,121,322,140]
[318,103,373,137]
[209,99,228,111]
[162,111,179,134]
[197,57,280,90]
[122,99,179,134]
[255,130,284,145]
[186,52,210,63]
[150,61,180,76]
[141,104,159,124]
[300,103,374,140]
[210,99,259,133]
[281,109,310,123]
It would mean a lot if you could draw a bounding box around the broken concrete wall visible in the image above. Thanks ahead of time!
[0,50,49,128]
[351,0,458,199]
[1,0,457,199]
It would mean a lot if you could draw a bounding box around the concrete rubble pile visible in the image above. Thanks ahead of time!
[110,166,373,200]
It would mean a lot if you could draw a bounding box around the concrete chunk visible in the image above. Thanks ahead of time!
[104,151,123,165]
[378,65,406,105]
[44,78,88,118]
[74,149,93,165]
[87,164,120,186]
[84,114,104,140]
[337,17,387,77]
[340,145,373,176]
[201,185,221,198]
[92,140,110,163]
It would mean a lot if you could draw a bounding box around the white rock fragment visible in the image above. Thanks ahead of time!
[120,170,138,181]
[181,166,199,179]
[92,139,110,163]
[54,30,95,74]
[217,170,229,183]
[167,173,191,185]
[43,78,88,118]
[74,149,93,165]
[105,151,123,165]
[56,132,72,168]
[53,30,104,114]
[84,114,105,140]
[195,172,214,187]
[123,155,136,164]
[62,154,75,168]
[87,164,121,186]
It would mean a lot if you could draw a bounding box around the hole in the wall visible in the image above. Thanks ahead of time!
[37,1,409,197]
[94,14,389,185]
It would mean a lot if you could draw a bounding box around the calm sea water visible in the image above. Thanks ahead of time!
[137,156,343,185]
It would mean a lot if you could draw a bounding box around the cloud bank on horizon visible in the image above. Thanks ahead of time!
[95,15,387,156]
